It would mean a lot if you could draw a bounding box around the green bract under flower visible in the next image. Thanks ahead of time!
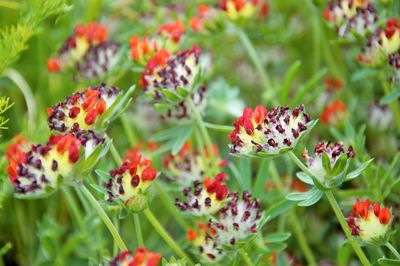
[229,105,316,157]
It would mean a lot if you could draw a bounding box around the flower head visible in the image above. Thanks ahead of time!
[158,20,185,44]
[210,191,263,246]
[140,46,207,120]
[358,18,400,66]
[6,132,104,196]
[141,46,201,93]
[320,99,347,125]
[104,149,157,211]
[302,141,355,184]
[175,173,229,216]
[48,84,120,132]
[219,0,268,21]
[162,142,227,188]
[369,103,393,130]
[323,0,377,38]
[348,199,392,243]
[229,105,314,156]
[47,22,120,81]
[324,76,344,91]
[129,35,159,64]
[109,248,161,266]
[187,223,225,262]
[190,5,222,33]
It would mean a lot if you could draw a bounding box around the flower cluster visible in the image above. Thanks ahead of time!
[109,248,161,266]
[175,173,229,216]
[229,105,313,156]
[48,84,119,132]
[210,191,262,246]
[323,0,377,38]
[140,46,207,120]
[302,141,355,183]
[190,5,221,33]
[219,0,269,21]
[186,223,225,262]
[358,18,400,67]
[162,142,227,188]
[320,99,347,125]
[104,149,158,211]
[47,22,120,81]
[348,199,392,243]
[129,20,185,64]
[6,132,104,196]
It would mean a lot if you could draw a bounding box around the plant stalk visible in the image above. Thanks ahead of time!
[386,242,400,260]
[79,183,128,251]
[143,208,194,265]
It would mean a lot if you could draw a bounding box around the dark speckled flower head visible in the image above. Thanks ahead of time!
[229,105,314,157]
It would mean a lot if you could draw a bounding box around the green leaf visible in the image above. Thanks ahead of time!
[293,68,327,105]
[265,233,291,243]
[281,60,302,104]
[95,169,110,181]
[296,172,314,185]
[298,188,323,206]
[265,198,296,220]
[345,159,373,181]
[171,125,193,155]
[330,153,348,176]
[378,258,400,266]
[161,89,182,102]
[380,87,400,105]
[337,242,352,266]
[322,152,332,173]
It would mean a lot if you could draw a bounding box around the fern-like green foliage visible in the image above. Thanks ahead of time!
[0,0,71,74]
[0,96,14,130]
[0,25,32,74]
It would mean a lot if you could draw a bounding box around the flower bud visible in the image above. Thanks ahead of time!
[302,141,354,186]
[229,105,315,157]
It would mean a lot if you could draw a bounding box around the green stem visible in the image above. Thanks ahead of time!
[204,122,233,132]
[235,27,273,101]
[187,98,219,175]
[269,160,317,265]
[154,182,189,230]
[287,151,315,179]
[119,114,137,146]
[109,142,144,248]
[288,211,317,266]
[133,214,144,247]
[79,183,128,251]
[143,208,194,265]
[386,242,400,260]
[238,248,255,266]
[325,191,371,266]
[287,151,371,265]
[62,188,86,234]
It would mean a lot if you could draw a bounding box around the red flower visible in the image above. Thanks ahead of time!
[110,248,161,266]
[320,99,347,124]
[158,20,185,43]
[348,198,392,242]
